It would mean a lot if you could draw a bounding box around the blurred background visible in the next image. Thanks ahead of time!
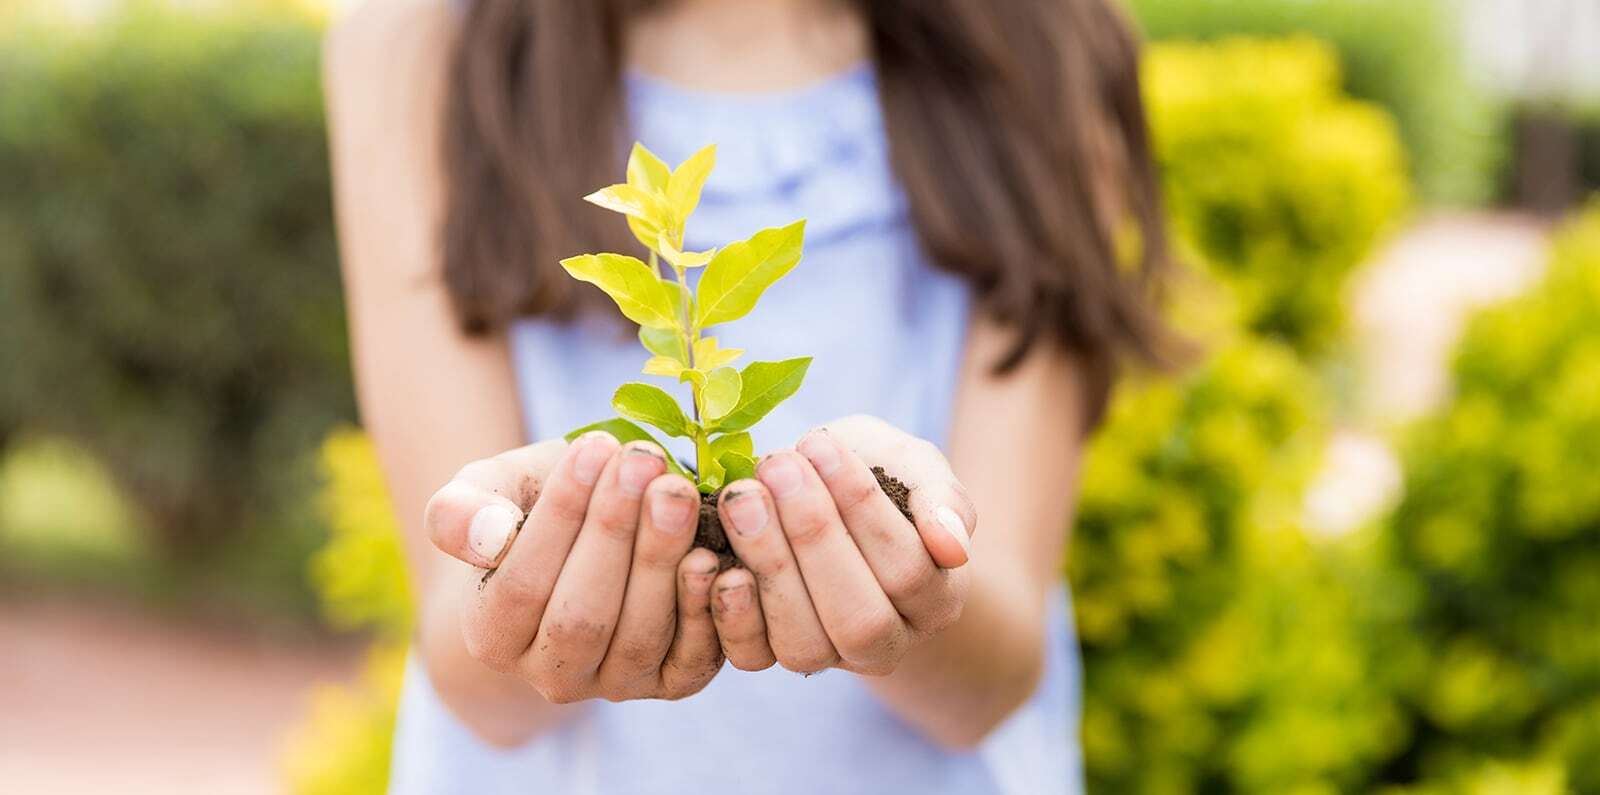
[1,0,1597,792]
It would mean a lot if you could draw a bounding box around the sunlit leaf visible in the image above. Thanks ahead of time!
[642,355,684,378]
[584,183,671,226]
[702,367,742,420]
[693,336,743,370]
[711,357,811,432]
[612,383,693,437]
[717,451,757,483]
[695,220,805,327]
[658,233,714,270]
[626,142,670,194]
[710,432,753,459]
[559,253,678,329]
[678,369,706,390]
[639,326,688,364]
[668,144,716,223]
[627,215,666,254]
[563,417,688,477]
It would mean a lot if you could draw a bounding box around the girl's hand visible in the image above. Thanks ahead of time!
[423,431,724,703]
[708,415,977,675]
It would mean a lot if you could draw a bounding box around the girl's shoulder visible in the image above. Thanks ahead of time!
[324,0,455,105]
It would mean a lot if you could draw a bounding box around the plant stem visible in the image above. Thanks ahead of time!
[660,242,707,482]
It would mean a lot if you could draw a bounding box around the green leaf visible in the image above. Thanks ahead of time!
[694,220,806,327]
[696,434,722,492]
[702,366,741,420]
[693,336,742,370]
[668,144,716,223]
[639,326,688,364]
[563,417,688,477]
[612,383,694,438]
[709,431,753,459]
[711,357,811,433]
[584,183,670,226]
[658,233,714,270]
[559,253,677,329]
[717,451,757,483]
[642,355,684,378]
[678,369,706,390]
[626,142,670,194]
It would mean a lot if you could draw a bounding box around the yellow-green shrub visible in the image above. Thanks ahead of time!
[1378,201,1600,791]
[283,429,410,795]
[1147,37,1409,354]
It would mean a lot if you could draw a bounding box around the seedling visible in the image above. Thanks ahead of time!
[560,143,910,560]
[561,142,805,489]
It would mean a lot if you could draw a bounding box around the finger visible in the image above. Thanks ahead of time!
[659,548,724,699]
[527,440,667,697]
[424,439,567,568]
[596,472,700,693]
[718,481,839,674]
[463,431,617,672]
[710,567,776,672]
[757,451,909,674]
[827,417,977,569]
[798,428,961,633]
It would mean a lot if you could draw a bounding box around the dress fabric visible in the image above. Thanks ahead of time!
[390,64,1085,795]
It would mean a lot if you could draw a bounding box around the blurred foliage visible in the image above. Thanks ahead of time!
[285,430,410,794]
[0,3,352,559]
[1127,0,1506,207]
[1376,201,1600,793]
[1144,36,1408,354]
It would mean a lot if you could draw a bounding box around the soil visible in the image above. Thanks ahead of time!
[695,467,913,568]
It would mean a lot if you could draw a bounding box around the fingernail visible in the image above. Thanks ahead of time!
[724,490,769,537]
[935,506,971,554]
[618,446,664,496]
[797,430,840,477]
[468,504,518,563]
[758,455,803,498]
[716,584,752,614]
[573,432,615,485]
[651,488,695,533]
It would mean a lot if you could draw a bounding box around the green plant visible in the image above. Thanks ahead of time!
[1376,200,1600,791]
[0,3,350,561]
[558,143,808,494]
[1144,36,1409,354]
[1128,0,1506,207]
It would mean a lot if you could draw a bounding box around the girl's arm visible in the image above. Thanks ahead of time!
[324,0,574,745]
[863,315,1090,748]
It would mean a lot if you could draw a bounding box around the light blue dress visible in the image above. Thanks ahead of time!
[390,65,1084,795]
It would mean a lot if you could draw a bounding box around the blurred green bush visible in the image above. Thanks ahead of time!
[1144,36,1408,354]
[1375,201,1600,794]
[1127,0,1506,207]
[0,4,351,564]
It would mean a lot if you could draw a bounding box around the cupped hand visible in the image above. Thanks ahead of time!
[708,415,976,676]
[423,431,724,703]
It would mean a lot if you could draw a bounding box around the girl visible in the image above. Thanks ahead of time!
[325,0,1173,792]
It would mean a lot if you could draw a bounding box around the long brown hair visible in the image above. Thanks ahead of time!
[442,0,1176,414]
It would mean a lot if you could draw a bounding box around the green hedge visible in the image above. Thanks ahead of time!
[1128,0,1506,207]
[0,5,351,561]
[1144,36,1408,354]
[1375,201,1600,794]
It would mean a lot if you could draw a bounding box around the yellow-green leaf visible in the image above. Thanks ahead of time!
[711,357,811,432]
[564,417,688,478]
[693,336,743,370]
[642,355,684,378]
[668,144,716,223]
[702,367,741,420]
[658,233,714,270]
[627,215,666,254]
[639,326,688,364]
[695,220,806,327]
[678,369,706,390]
[696,434,722,492]
[627,142,670,194]
[584,183,670,226]
[717,450,757,483]
[612,383,693,438]
[559,253,678,329]
[709,431,753,460]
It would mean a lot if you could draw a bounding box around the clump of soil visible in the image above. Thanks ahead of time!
[695,467,913,568]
